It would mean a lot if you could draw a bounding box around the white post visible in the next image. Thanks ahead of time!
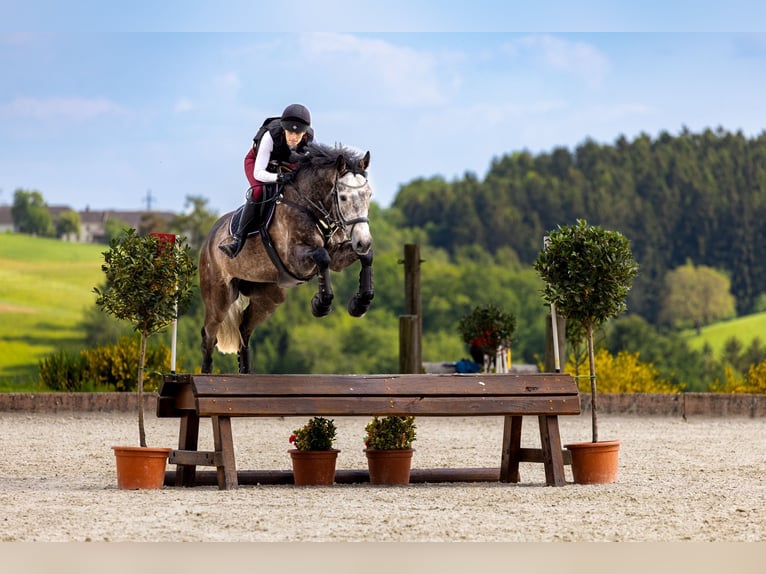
[171,303,178,374]
[544,236,561,373]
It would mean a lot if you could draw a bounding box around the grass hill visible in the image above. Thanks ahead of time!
[0,233,105,390]
[682,312,766,357]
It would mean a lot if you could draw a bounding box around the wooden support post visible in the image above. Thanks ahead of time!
[538,415,566,486]
[399,314,420,374]
[500,415,523,483]
[402,244,422,373]
[212,416,238,490]
[175,413,200,487]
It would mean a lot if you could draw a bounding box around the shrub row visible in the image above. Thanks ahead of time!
[39,336,171,392]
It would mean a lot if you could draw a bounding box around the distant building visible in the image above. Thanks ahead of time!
[0,206,12,234]
[0,204,176,243]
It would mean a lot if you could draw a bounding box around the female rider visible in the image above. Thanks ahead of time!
[219,103,315,258]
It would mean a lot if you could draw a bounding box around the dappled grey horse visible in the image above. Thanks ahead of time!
[199,143,374,374]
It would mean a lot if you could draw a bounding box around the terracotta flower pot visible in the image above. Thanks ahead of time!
[565,440,621,484]
[112,446,172,490]
[289,449,340,486]
[365,448,414,485]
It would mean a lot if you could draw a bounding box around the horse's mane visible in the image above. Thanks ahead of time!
[293,143,368,176]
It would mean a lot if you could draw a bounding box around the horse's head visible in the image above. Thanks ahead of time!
[334,150,372,255]
[293,144,373,256]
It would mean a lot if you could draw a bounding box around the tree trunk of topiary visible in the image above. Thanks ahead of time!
[137,332,147,448]
[587,324,598,443]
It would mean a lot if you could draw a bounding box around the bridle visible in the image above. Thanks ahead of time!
[331,171,371,235]
[279,170,370,246]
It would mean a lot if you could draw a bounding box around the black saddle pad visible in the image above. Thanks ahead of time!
[228,187,278,238]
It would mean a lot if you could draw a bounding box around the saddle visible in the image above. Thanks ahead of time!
[227,185,278,238]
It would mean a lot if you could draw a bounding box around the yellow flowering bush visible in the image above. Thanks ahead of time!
[566,348,681,394]
[82,336,171,392]
[711,362,766,394]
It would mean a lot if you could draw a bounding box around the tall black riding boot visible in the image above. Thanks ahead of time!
[219,200,259,259]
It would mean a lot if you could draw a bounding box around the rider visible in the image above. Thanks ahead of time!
[218,103,315,259]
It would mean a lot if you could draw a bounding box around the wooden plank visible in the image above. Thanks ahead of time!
[157,377,197,416]
[169,449,216,466]
[516,448,572,465]
[157,373,192,396]
[165,467,504,486]
[195,395,581,417]
[156,375,193,417]
[189,373,579,398]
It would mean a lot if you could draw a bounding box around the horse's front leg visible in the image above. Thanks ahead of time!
[348,249,374,317]
[309,247,334,317]
[237,283,287,373]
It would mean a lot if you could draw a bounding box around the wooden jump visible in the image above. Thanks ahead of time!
[156,373,581,489]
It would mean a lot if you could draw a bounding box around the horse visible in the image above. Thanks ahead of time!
[199,143,374,374]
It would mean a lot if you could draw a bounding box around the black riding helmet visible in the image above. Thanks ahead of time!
[280,103,311,133]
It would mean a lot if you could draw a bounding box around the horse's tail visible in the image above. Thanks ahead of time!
[215,295,245,354]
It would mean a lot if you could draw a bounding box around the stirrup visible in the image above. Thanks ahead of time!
[218,236,243,259]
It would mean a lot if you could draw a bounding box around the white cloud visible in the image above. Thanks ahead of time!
[299,33,459,108]
[418,99,570,135]
[214,71,241,94]
[505,34,610,89]
[0,96,125,121]
[175,98,194,113]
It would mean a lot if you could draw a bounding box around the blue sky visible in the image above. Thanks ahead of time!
[2,3,766,215]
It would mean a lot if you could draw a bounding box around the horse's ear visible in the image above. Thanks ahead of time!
[336,155,346,173]
[360,151,370,171]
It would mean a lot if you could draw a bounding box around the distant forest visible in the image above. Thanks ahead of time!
[393,127,766,325]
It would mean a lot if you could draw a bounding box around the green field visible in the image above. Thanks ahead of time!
[0,233,105,390]
[683,312,766,357]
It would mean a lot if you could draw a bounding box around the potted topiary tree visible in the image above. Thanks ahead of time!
[457,303,516,372]
[534,219,638,484]
[288,416,339,486]
[363,415,417,485]
[94,229,196,489]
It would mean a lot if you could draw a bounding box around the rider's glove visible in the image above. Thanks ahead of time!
[277,172,295,184]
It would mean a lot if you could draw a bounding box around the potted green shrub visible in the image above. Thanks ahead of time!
[534,219,638,483]
[363,415,417,485]
[457,303,516,371]
[94,229,196,489]
[288,416,339,486]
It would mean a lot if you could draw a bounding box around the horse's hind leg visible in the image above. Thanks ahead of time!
[348,249,375,317]
[238,346,251,374]
[201,326,215,374]
[200,278,239,374]
[310,248,334,318]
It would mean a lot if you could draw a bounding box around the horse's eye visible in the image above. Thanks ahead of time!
[339,194,348,202]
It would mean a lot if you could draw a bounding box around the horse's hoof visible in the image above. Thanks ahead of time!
[347,294,372,317]
[311,295,333,317]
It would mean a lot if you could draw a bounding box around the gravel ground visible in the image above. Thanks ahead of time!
[0,411,764,544]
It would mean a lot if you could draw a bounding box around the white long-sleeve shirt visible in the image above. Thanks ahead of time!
[252,131,279,183]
